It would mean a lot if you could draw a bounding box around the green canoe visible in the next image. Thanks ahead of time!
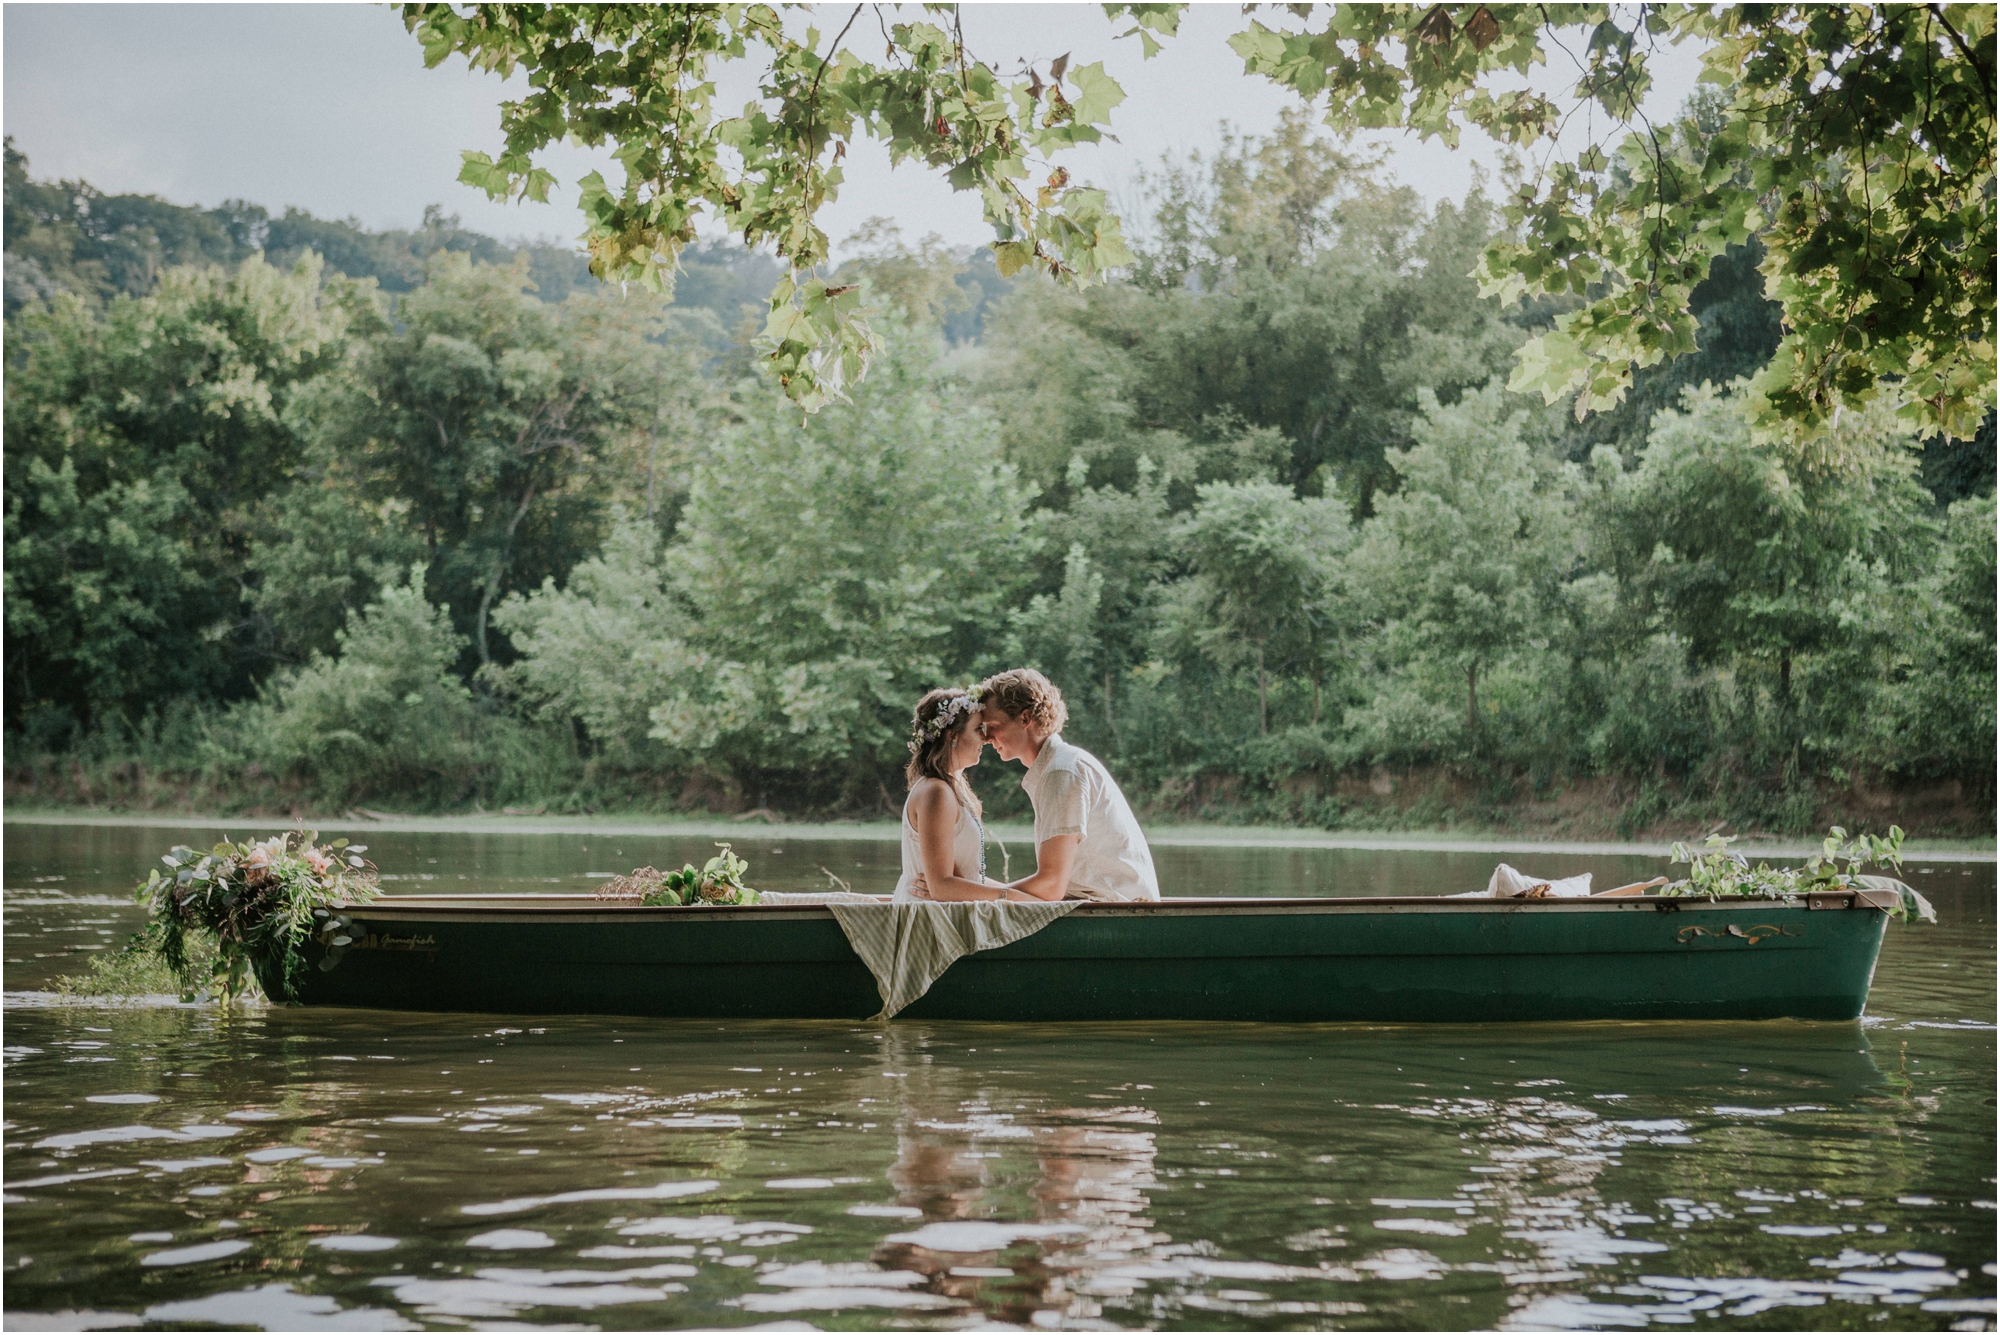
[268,888,1899,1023]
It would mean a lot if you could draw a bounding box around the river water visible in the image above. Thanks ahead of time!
[4,822,1993,1331]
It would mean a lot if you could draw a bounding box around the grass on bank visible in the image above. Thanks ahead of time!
[7,804,1990,864]
[6,755,1988,844]
[6,696,1989,843]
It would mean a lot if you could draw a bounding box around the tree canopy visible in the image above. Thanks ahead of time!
[406,2,1994,442]
[402,3,1137,410]
[5,130,1989,833]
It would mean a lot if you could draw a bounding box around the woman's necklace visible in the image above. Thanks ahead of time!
[953,773,989,882]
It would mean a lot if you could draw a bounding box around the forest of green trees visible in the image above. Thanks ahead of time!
[4,113,1993,837]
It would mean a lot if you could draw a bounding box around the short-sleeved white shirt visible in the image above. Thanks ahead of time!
[1021,734,1160,902]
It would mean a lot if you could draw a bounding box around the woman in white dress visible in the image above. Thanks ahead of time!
[895,687,1030,903]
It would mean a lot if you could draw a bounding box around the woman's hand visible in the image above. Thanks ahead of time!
[911,871,1019,903]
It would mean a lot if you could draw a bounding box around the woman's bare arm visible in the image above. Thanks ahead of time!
[909,781,1007,902]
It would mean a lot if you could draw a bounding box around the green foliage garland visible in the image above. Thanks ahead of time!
[1664,825,1931,921]
[135,831,381,1003]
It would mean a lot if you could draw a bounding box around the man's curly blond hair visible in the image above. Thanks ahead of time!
[978,668,1068,738]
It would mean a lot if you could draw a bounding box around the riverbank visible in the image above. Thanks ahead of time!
[7,807,1992,861]
[10,742,1991,848]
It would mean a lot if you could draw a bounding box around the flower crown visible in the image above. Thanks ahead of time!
[907,687,982,755]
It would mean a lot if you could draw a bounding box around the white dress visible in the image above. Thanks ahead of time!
[892,786,987,902]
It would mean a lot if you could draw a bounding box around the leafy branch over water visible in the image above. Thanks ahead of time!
[407,5,1994,440]
[402,3,1137,410]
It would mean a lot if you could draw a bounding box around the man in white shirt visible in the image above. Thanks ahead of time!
[970,668,1160,902]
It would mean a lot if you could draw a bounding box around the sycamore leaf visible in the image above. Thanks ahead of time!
[1506,330,1595,406]
[576,171,618,224]
[763,304,811,347]
[1464,6,1500,51]
[993,240,1035,277]
[1065,62,1127,131]
[456,151,509,200]
[1413,5,1454,48]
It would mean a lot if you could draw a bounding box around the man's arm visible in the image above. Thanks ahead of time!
[1006,834,1079,902]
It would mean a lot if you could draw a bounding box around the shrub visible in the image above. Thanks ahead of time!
[259,567,517,805]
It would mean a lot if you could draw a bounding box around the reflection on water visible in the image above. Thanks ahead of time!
[2,1007,1994,1330]
[3,824,1994,1330]
[863,1026,1170,1325]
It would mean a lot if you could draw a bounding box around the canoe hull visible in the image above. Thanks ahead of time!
[270,895,1892,1024]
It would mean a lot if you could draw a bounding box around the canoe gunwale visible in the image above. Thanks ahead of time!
[329,888,1893,925]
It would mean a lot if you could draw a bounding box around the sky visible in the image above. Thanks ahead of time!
[4,3,1706,259]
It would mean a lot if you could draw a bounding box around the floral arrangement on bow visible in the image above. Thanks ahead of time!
[135,831,380,1004]
[907,686,983,755]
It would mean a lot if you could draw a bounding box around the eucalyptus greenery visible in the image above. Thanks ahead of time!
[598,843,761,906]
[1663,824,1931,920]
[135,831,381,1004]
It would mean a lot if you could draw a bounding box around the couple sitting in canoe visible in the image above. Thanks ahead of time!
[895,668,1159,904]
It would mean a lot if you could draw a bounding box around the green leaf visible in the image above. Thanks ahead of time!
[993,240,1034,277]
[456,151,510,201]
[1065,62,1127,127]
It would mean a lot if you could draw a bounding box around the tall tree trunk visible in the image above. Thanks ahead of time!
[1256,643,1269,736]
[474,479,542,668]
[1312,670,1322,727]
[1776,570,1792,707]
[645,416,659,520]
[1104,667,1113,729]
[1467,659,1480,734]
[475,576,500,669]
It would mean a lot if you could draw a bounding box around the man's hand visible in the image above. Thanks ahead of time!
[908,872,934,901]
